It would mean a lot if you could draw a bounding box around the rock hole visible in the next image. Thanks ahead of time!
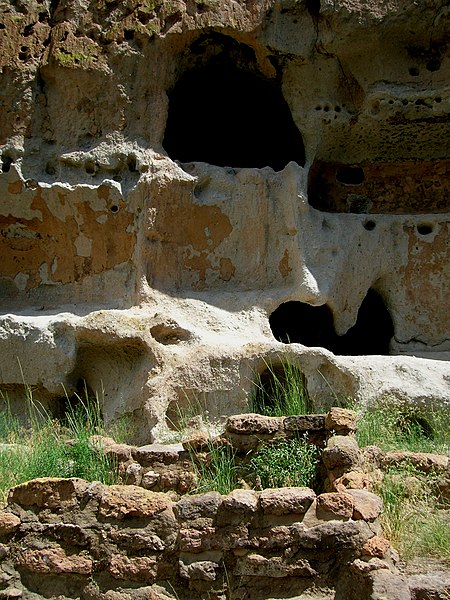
[163,62,305,171]
[269,301,336,348]
[85,160,97,175]
[417,223,433,236]
[124,29,134,40]
[150,322,192,345]
[1,156,13,173]
[395,413,433,440]
[408,66,419,76]
[110,205,119,213]
[23,24,34,36]
[0,23,5,30]
[426,58,440,72]
[434,97,441,103]
[306,0,321,18]
[336,166,365,185]
[45,160,57,176]
[269,289,394,356]
[364,220,376,231]
[127,155,138,172]
[61,379,104,427]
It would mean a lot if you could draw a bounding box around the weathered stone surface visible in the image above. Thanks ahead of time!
[316,492,354,520]
[0,0,448,450]
[367,569,411,600]
[235,554,317,578]
[0,512,21,536]
[132,444,184,467]
[108,555,157,582]
[179,559,218,581]
[8,478,88,509]
[283,414,326,432]
[226,414,283,435]
[332,471,372,492]
[322,436,363,472]
[221,489,259,514]
[382,452,449,474]
[174,492,223,526]
[260,488,315,516]
[18,547,92,574]
[408,572,450,600]
[325,408,357,434]
[98,485,174,520]
[345,490,383,521]
[362,535,391,558]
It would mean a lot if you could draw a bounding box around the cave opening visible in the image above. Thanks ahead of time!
[163,64,305,171]
[269,289,394,355]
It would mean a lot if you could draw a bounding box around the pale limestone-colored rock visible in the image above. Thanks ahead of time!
[132,444,184,466]
[332,471,372,492]
[0,0,448,454]
[260,487,316,515]
[226,414,284,435]
[124,462,143,486]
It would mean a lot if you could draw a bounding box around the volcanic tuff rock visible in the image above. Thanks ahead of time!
[0,0,449,442]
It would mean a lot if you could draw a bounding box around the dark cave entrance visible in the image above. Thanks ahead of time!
[269,289,394,355]
[163,64,305,171]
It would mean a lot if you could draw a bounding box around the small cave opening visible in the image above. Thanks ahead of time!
[336,166,365,185]
[163,64,305,171]
[269,289,394,356]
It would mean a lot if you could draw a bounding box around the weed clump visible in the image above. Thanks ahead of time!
[376,464,450,561]
[356,399,449,454]
[193,443,238,496]
[0,389,119,503]
[248,436,320,489]
[253,360,310,417]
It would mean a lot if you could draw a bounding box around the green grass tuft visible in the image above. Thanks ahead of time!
[356,400,449,454]
[252,359,310,417]
[248,436,320,489]
[376,465,450,561]
[193,443,238,496]
[0,388,120,504]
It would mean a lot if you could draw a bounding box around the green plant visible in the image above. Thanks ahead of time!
[193,443,238,496]
[356,399,449,454]
[247,436,320,489]
[0,386,119,504]
[252,359,310,417]
[376,465,450,561]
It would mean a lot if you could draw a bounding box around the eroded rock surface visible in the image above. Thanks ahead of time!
[0,0,449,442]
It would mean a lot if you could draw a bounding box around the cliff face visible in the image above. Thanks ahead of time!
[0,0,449,441]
